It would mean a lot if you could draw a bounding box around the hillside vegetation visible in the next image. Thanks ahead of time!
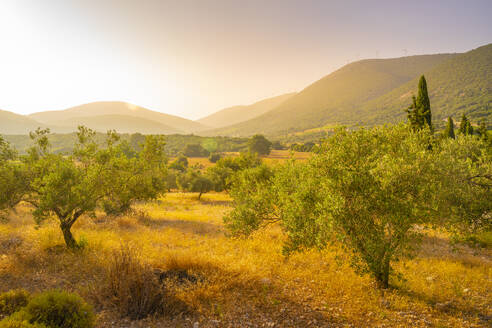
[3,133,250,156]
[198,93,296,128]
[208,53,457,136]
[209,44,492,137]
[360,43,492,127]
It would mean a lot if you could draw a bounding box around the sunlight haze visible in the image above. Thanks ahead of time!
[0,0,491,119]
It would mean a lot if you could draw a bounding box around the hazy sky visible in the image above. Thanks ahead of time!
[1,0,491,119]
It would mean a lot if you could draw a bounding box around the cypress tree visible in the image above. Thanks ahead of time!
[406,75,432,132]
[416,75,432,131]
[459,114,468,135]
[466,121,474,136]
[444,117,455,139]
[406,95,419,130]
[477,120,488,141]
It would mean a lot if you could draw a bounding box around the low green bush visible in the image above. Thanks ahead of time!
[21,290,95,328]
[0,316,46,328]
[0,290,30,316]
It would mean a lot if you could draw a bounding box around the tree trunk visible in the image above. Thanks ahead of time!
[375,258,390,289]
[60,222,78,249]
[198,191,203,200]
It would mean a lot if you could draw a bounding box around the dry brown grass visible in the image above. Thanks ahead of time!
[0,193,490,327]
[172,150,311,171]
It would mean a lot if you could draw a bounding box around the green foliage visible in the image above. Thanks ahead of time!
[458,114,474,135]
[432,135,492,234]
[101,134,168,216]
[208,153,221,163]
[165,169,179,191]
[477,120,488,141]
[183,143,210,157]
[1,126,168,248]
[207,152,261,192]
[0,136,16,162]
[444,117,455,139]
[289,142,315,152]
[225,124,491,288]
[0,317,47,328]
[177,168,214,199]
[417,75,432,129]
[169,155,188,172]
[224,164,277,236]
[271,141,285,150]
[3,133,250,158]
[18,290,95,328]
[248,135,272,155]
[0,290,30,316]
[406,76,432,131]
[0,138,26,212]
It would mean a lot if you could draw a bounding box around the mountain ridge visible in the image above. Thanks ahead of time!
[197,93,296,128]
[28,101,207,134]
[205,53,460,136]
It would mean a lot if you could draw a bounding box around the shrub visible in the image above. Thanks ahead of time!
[21,290,95,328]
[208,153,221,163]
[248,135,272,155]
[0,290,30,316]
[0,317,46,328]
[94,245,165,319]
[183,144,209,157]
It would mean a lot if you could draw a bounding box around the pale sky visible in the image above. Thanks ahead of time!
[0,0,491,119]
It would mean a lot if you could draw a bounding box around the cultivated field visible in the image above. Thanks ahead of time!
[0,193,490,327]
[180,150,311,169]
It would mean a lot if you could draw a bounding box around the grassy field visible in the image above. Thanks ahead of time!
[0,193,490,327]
[174,150,311,169]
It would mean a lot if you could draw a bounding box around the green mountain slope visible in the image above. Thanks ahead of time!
[0,110,45,134]
[357,44,492,127]
[29,101,207,134]
[197,93,296,128]
[207,53,459,136]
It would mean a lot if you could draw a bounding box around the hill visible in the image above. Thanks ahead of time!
[197,93,296,128]
[48,114,181,134]
[0,110,45,134]
[357,44,492,127]
[206,53,460,136]
[29,101,207,134]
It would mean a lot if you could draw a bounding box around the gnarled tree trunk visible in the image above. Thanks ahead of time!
[60,221,78,249]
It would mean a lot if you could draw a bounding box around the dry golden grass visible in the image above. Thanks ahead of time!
[172,150,310,170]
[0,193,490,327]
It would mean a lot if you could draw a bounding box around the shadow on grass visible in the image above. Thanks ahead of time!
[417,235,491,267]
[159,261,346,327]
[138,216,224,237]
[197,199,232,207]
[395,285,491,326]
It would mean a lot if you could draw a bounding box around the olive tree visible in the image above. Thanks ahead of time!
[20,128,102,248]
[0,136,26,213]
[248,134,272,155]
[177,167,214,200]
[4,127,168,249]
[432,135,492,234]
[226,125,443,288]
[100,133,167,215]
[207,152,261,192]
